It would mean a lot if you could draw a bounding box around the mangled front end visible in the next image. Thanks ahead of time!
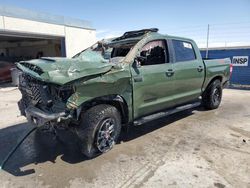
[16,52,131,128]
[16,51,111,127]
[18,73,74,127]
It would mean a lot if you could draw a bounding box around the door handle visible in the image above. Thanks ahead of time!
[166,69,175,77]
[197,66,204,72]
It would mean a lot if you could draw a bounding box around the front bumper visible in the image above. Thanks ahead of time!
[25,106,70,126]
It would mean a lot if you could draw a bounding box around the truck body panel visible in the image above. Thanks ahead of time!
[203,58,231,90]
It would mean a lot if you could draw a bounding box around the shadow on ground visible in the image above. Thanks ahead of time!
[0,123,85,176]
[0,107,199,177]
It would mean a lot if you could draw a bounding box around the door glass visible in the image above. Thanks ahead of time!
[172,40,196,62]
[140,40,168,66]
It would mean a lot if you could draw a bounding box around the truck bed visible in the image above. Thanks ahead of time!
[202,58,231,91]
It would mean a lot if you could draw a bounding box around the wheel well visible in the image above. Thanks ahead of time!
[208,76,222,87]
[205,76,222,91]
[203,76,222,95]
[79,95,129,124]
[107,100,129,124]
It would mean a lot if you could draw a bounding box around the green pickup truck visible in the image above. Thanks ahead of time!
[17,28,232,157]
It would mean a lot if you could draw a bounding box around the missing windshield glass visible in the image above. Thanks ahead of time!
[74,40,137,61]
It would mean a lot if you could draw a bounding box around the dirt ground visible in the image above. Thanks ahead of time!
[0,86,249,188]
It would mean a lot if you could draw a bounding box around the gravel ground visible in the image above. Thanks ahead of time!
[0,87,249,188]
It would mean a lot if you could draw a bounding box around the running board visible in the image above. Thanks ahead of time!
[133,101,201,126]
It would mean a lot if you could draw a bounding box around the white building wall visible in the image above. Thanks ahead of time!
[0,16,4,28]
[3,16,65,36]
[0,15,96,58]
[65,26,96,57]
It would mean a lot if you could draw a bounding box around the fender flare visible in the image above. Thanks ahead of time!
[77,94,129,124]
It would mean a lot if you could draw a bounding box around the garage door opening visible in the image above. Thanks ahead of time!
[0,34,66,83]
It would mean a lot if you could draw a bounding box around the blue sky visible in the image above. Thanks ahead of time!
[0,0,250,47]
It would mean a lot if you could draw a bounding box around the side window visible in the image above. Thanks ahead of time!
[140,40,168,66]
[172,40,196,62]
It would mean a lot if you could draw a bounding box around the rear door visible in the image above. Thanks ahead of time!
[170,39,205,105]
[130,40,175,119]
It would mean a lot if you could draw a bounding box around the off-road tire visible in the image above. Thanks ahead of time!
[202,79,222,110]
[75,104,121,158]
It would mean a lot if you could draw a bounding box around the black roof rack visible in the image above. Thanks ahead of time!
[112,28,158,41]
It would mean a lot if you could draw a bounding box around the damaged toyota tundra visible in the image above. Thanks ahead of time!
[17,28,232,158]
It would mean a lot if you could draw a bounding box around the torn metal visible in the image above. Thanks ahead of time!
[16,28,162,126]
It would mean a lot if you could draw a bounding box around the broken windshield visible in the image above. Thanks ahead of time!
[73,39,138,61]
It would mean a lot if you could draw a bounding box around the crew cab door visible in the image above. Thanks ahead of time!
[170,39,205,105]
[130,40,175,119]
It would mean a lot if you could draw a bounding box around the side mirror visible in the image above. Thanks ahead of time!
[136,55,146,62]
[134,56,146,68]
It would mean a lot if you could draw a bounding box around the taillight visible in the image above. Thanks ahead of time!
[230,64,233,77]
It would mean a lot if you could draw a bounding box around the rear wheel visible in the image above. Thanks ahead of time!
[75,104,121,158]
[202,79,222,110]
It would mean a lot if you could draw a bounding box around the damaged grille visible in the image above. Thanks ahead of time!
[20,62,44,75]
[18,73,73,116]
[18,74,52,115]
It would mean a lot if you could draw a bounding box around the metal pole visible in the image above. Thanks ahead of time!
[206,24,210,59]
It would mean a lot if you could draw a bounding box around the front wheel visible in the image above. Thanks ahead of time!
[202,79,222,110]
[75,104,121,158]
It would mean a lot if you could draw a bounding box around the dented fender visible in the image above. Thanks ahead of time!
[66,64,134,122]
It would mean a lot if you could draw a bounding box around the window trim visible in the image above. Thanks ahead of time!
[171,39,197,63]
[139,39,170,66]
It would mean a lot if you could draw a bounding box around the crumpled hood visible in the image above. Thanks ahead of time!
[17,50,115,85]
